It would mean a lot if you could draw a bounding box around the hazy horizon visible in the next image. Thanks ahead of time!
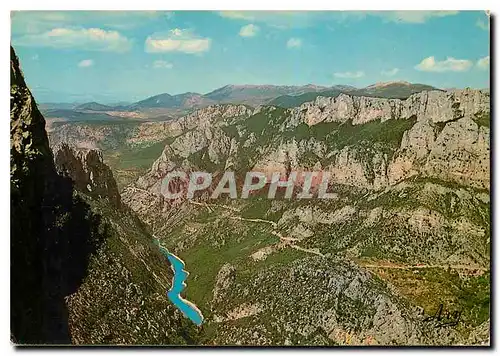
[33,80,491,106]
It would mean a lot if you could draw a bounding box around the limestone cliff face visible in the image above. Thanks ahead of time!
[10,46,198,345]
[287,89,489,127]
[264,89,490,190]
[54,144,121,208]
[173,104,253,132]
[123,89,490,212]
[118,88,489,346]
[390,116,490,189]
[251,115,489,191]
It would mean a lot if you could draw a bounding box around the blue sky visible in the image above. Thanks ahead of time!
[11,11,490,103]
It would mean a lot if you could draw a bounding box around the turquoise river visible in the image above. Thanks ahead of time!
[154,239,204,326]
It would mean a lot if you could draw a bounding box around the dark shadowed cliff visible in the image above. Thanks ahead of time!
[10,46,198,345]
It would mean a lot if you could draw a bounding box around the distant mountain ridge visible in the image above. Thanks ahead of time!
[203,84,329,105]
[75,102,115,111]
[359,81,438,98]
[82,82,440,110]
[127,92,215,110]
[42,82,441,121]
[268,81,440,108]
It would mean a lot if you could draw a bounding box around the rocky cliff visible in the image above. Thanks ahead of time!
[288,89,488,126]
[10,46,199,345]
[54,144,121,207]
[47,104,255,190]
[122,89,489,201]
[11,44,85,343]
[120,89,490,345]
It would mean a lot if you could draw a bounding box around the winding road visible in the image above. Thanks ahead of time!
[189,200,325,257]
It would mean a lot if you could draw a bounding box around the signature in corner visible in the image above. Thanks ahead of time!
[423,304,462,328]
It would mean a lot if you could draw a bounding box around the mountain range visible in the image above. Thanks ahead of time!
[41,82,440,123]
[12,41,490,346]
[47,82,491,345]
[117,88,490,345]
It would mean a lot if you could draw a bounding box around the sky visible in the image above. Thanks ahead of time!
[11,10,490,103]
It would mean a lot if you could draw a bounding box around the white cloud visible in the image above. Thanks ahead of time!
[14,27,132,52]
[11,11,169,35]
[371,11,459,24]
[153,60,173,69]
[415,56,473,72]
[219,11,254,21]
[219,11,332,29]
[218,11,367,28]
[334,71,365,79]
[145,29,211,54]
[218,11,459,28]
[381,68,399,76]
[77,59,94,68]
[286,38,302,49]
[239,24,259,37]
[477,56,490,70]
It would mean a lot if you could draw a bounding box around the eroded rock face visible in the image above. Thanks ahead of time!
[388,117,490,189]
[117,86,489,346]
[11,47,55,189]
[266,93,489,190]
[177,104,253,129]
[122,89,489,224]
[287,89,489,128]
[424,118,490,189]
[54,144,122,208]
[212,256,456,346]
[212,264,236,305]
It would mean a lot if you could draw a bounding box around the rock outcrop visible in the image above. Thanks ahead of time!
[119,86,490,346]
[11,45,104,344]
[10,45,199,345]
[123,89,490,218]
[54,144,121,208]
[212,263,236,305]
[287,89,489,127]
